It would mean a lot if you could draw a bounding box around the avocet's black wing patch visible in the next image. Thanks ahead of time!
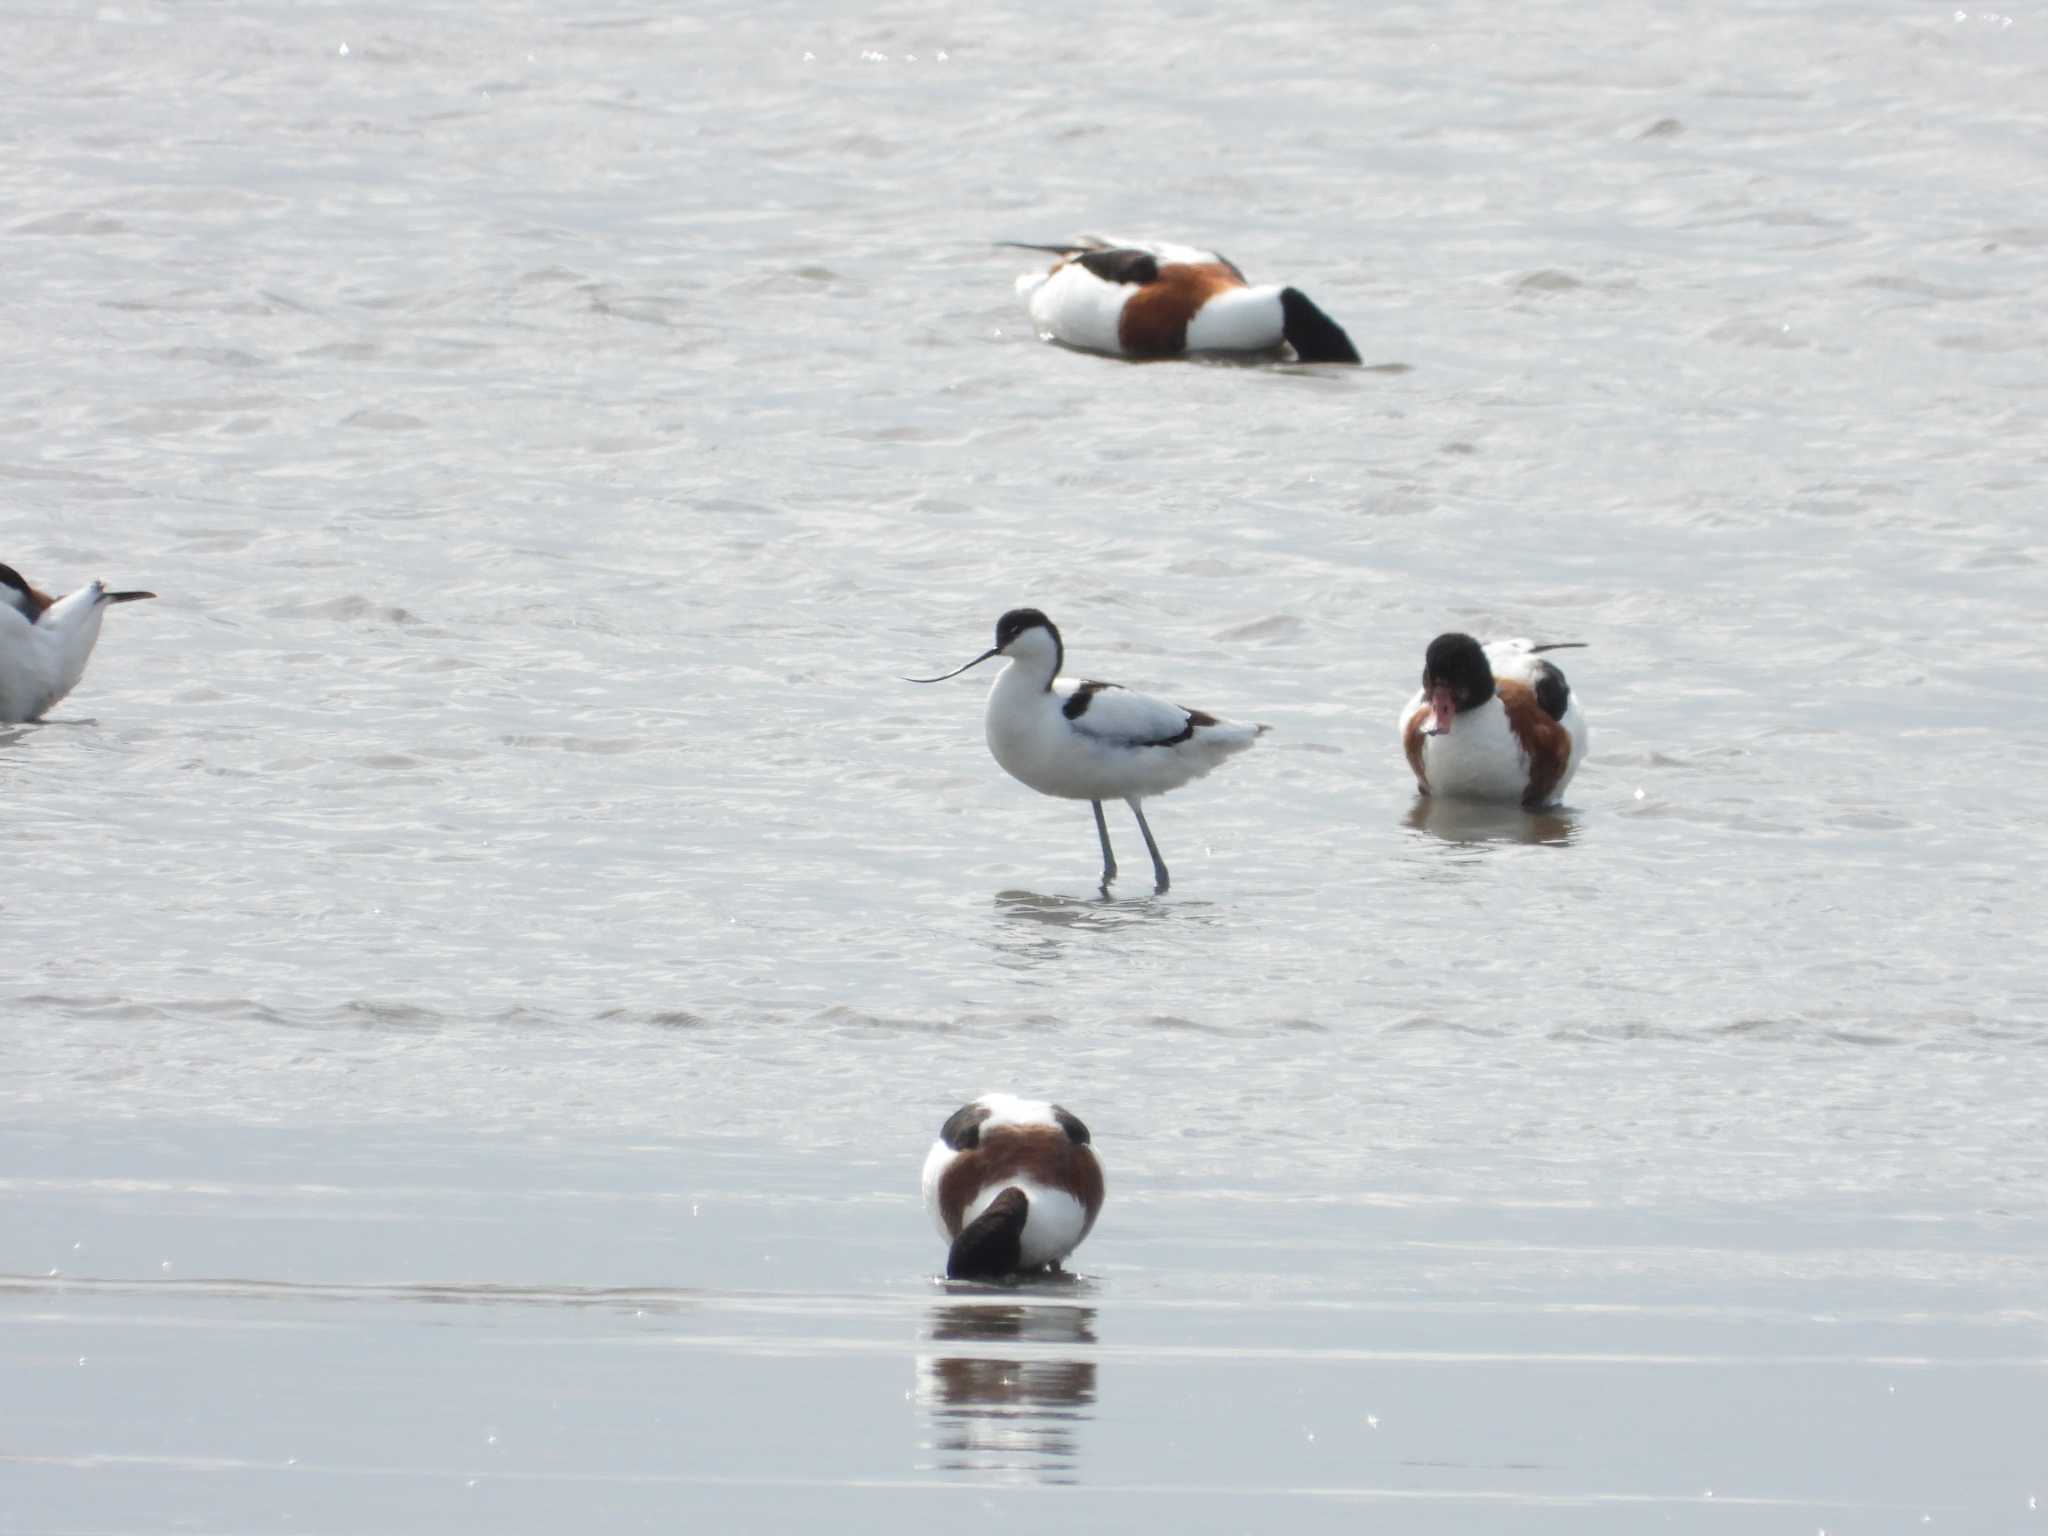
[1532,661,1572,723]
[1062,680,1121,720]
[1067,687,1216,750]
[946,1187,1028,1279]
[0,562,47,622]
[939,1101,992,1151]
[1051,1105,1091,1146]
[1144,707,1215,748]
[1073,248,1161,286]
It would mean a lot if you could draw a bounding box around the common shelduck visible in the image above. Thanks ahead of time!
[907,608,1266,892]
[0,561,156,724]
[1399,633,1587,809]
[1007,237,1361,364]
[922,1095,1105,1281]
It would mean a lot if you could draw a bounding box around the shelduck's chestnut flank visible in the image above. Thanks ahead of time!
[1398,633,1588,809]
[0,561,156,724]
[1008,237,1361,364]
[921,1094,1105,1280]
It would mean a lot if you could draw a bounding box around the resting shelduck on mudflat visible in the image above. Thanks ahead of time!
[922,1095,1105,1281]
[1399,633,1588,809]
[0,561,156,724]
[906,608,1266,893]
[1007,236,1361,364]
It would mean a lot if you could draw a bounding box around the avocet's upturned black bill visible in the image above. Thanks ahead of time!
[922,1094,1105,1281]
[1006,236,1361,364]
[0,561,157,723]
[1399,633,1588,809]
[907,608,1266,893]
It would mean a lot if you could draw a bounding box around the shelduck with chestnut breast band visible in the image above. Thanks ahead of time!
[0,561,157,724]
[922,1095,1105,1281]
[1399,633,1589,809]
[906,608,1267,893]
[1007,237,1361,364]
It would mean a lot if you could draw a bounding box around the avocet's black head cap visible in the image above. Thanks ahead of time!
[904,608,1064,685]
[1422,632,1495,711]
[994,608,1057,651]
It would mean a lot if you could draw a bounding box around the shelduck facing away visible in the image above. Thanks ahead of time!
[922,1095,1105,1280]
[1008,237,1360,364]
[906,608,1266,893]
[1399,633,1588,809]
[0,561,156,723]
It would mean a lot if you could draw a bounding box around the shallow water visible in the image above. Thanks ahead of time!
[4,0,2045,1530]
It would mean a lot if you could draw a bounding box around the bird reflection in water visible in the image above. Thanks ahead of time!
[914,1300,1098,1484]
[987,889,1217,971]
[1403,797,1578,847]
[993,889,1119,925]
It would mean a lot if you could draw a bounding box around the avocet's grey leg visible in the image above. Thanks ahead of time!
[1126,796,1169,893]
[1091,800,1118,889]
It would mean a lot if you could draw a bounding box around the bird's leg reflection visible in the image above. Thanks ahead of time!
[914,1300,1098,1484]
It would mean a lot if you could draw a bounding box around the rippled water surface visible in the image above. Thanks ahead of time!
[4,1,2045,1530]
